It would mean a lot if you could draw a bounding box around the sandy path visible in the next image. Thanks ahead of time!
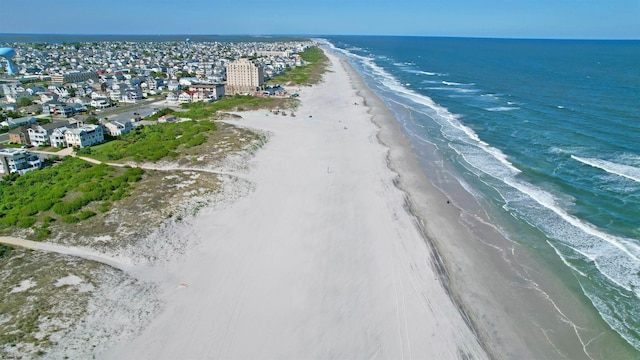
[0,236,136,272]
[102,51,488,359]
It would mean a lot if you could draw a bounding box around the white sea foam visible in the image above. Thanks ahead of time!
[572,156,640,183]
[485,106,520,112]
[504,177,640,293]
[426,87,478,94]
[442,81,474,86]
[546,241,588,277]
[404,69,444,76]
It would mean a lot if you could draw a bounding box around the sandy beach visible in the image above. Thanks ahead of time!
[93,49,496,359]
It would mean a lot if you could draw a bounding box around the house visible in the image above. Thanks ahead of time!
[42,103,74,117]
[158,114,176,123]
[167,80,180,91]
[72,103,87,113]
[189,83,225,100]
[178,91,193,103]
[26,86,47,96]
[55,104,75,117]
[90,99,110,109]
[103,120,132,136]
[0,148,42,175]
[1,116,37,129]
[39,92,59,104]
[166,92,178,102]
[8,126,30,145]
[50,126,69,148]
[27,123,63,147]
[65,124,104,148]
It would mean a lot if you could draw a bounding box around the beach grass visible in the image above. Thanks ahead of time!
[267,46,329,85]
[0,158,143,238]
[0,249,102,357]
[77,120,217,162]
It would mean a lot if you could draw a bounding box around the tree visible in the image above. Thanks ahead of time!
[100,82,108,92]
[18,97,33,107]
[68,87,76,97]
[85,116,99,125]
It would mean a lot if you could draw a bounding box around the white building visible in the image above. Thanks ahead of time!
[0,148,42,175]
[50,126,69,148]
[104,120,132,136]
[65,124,104,148]
[27,123,62,147]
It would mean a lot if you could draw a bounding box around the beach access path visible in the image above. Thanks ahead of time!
[102,50,489,359]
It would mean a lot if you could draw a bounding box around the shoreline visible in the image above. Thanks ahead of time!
[336,47,637,358]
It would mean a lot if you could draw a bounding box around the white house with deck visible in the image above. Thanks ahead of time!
[65,124,104,148]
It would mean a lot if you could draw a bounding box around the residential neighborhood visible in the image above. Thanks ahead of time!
[0,38,316,175]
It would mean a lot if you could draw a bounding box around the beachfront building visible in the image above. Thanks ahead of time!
[103,120,132,136]
[8,126,30,145]
[50,126,69,148]
[0,148,42,175]
[64,124,104,148]
[225,58,264,95]
[178,91,195,103]
[27,123,63,147]
[158,114,176,123]
[189,83,225,100]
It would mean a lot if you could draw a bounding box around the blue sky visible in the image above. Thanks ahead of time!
[1,0,638,39]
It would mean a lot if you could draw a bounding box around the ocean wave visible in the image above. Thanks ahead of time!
[404,69,445,76]
[442,81,475,86]
[547,241,588,277]
[571,156,640,183]
[503,176,640,295]
[426,87,478,94]
[485,106,520,112]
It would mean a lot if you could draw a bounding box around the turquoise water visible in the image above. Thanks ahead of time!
[326,36,640,352]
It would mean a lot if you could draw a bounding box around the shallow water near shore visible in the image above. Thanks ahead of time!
[325,36,640,357]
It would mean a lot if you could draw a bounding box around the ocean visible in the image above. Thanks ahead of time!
[325,36,640,355]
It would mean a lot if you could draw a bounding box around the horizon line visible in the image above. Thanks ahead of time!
[0,32,638,42]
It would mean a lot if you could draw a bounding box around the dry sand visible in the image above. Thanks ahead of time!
[100,51,491,359]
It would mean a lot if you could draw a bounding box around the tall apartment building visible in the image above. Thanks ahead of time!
[225,58,264,95]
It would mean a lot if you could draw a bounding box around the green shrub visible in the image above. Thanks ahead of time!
[17,217,36,228]
[35,226,51,240]
[20,206,39,217]
[99,202,112,213]
[35,199,54,212]
[61,215,80,224]
[77,210,96,220]
[0,244,12,258]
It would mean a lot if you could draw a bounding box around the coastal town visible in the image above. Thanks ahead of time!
[0,38,314,175]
